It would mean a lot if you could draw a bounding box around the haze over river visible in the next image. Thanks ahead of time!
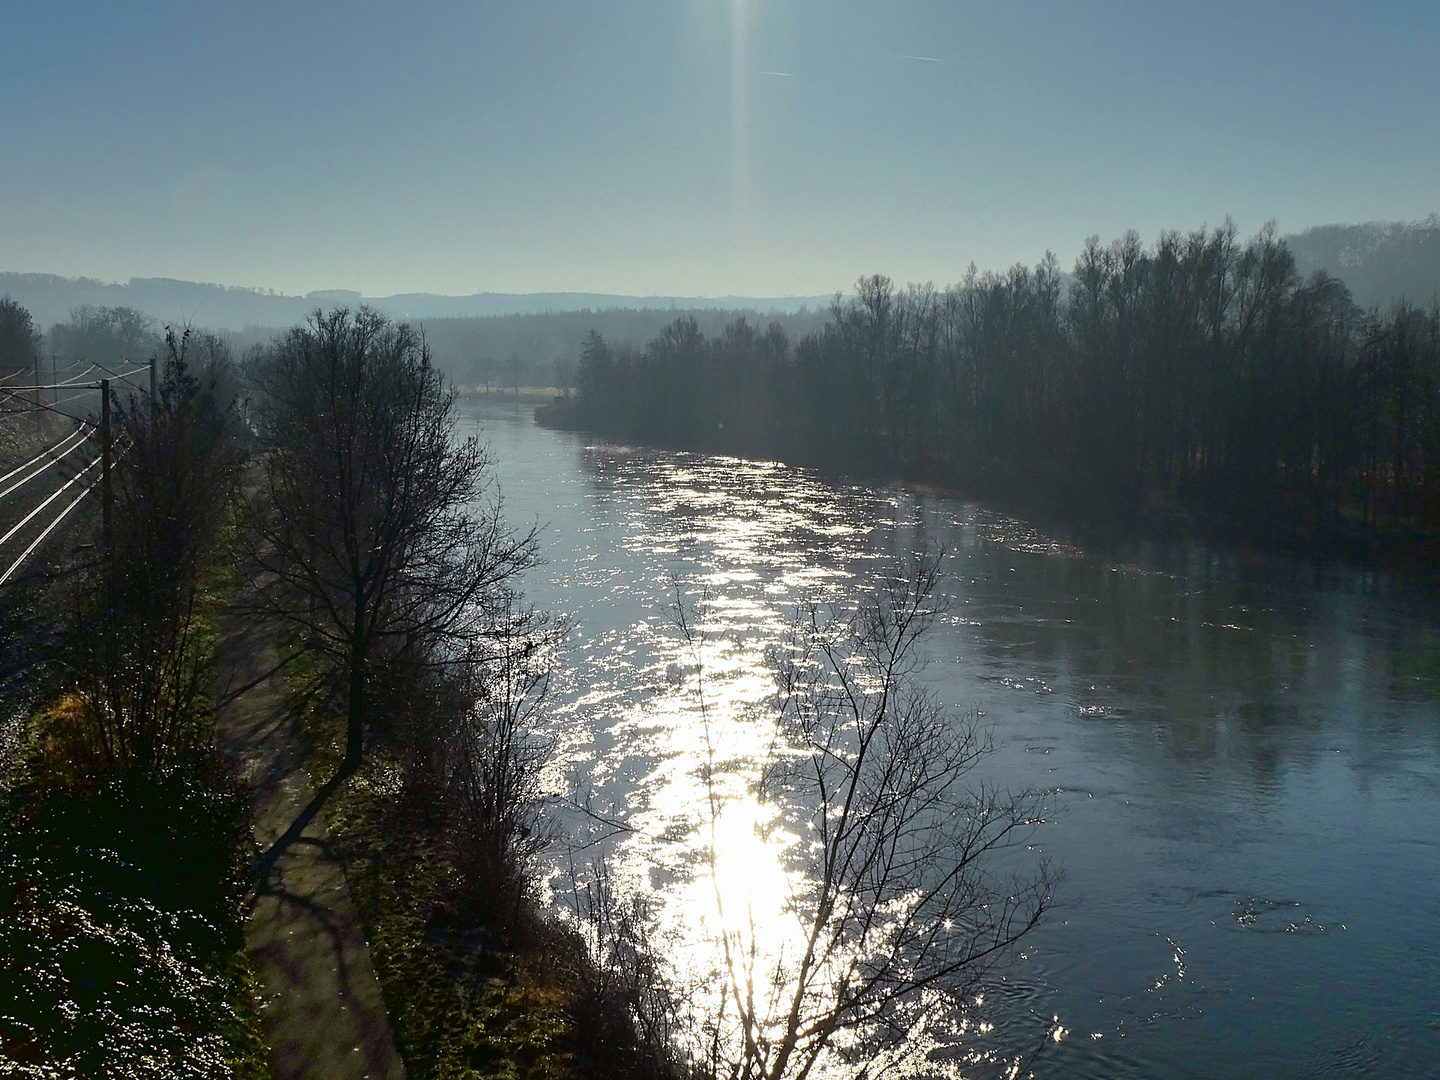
[464,397,1440,1079]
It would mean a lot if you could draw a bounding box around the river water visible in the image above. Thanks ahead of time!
[462,397,1440,1079]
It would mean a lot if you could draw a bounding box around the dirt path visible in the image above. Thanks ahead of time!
[215,612,405,1080]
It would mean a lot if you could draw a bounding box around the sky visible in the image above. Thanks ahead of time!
[1,1,1437,298]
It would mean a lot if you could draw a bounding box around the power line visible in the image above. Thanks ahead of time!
[1,360,146,385]
[0,386,105,418]
[0,369,150,394]
[94,361,151,380]
[56,364,100,386]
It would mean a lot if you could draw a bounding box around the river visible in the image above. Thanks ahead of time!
[462,396,1440,1079]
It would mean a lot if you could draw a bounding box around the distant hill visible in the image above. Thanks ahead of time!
[1284,216,1440,310]
[9,216,1436,358]
[0,273,832,336]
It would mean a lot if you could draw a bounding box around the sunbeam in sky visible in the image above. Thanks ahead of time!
[730,0,751,240]
[0,2,1437,296]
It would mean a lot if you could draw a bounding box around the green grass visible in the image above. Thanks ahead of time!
[320,764,580,1079]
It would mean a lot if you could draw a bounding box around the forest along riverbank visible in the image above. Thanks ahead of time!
[538,228,1440,573]
[469,395,1440,1080]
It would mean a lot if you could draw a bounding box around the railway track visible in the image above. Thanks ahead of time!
[0,360,150,588]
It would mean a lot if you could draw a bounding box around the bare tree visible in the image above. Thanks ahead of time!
[475,354,497,393]
[503,350,525,395]
[61,329,242,778]
[554,353,576,397]
[246,307,538,791]
[430,591,563,931]
[686,552,1053,1080]
[47,305,160,368]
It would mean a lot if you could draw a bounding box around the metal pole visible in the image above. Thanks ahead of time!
[150,353,157,429]
[101,378,112,552]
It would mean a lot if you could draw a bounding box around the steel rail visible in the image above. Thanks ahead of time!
[0,428,94,500]
[0,427,89,487]
[0,454,103,551]
[0,476,100,586]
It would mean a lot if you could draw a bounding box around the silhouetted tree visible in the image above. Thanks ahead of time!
[48,305,159,367]
[0,297,42,376]
[247,307,537,785]
[62,330,243,777]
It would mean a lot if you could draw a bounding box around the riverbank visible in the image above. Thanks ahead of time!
[534,399,1440,584]
[267,642,681,1080]
[214,605,404,1080]
[457,386,567,405]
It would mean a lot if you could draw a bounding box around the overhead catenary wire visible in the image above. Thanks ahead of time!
[0,392,101,422]
[95,361,151,381]
[52,391,102,410]
[0,427,95,500]
[56,364,100,386]
[0,369,150,394]
[49,357,149,375]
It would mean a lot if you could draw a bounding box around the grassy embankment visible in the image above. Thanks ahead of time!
[279,643,679,1080]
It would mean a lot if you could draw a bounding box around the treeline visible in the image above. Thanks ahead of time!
[1287,215,1440,311]
[0,296,830,401]
[423,305,828,393]
[548,223,1440,548]
[1,297,249,397]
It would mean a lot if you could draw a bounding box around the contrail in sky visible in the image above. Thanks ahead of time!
[759,70,794,77]
[899,54,943,62]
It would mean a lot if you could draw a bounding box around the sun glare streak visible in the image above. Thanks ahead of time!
[705,797,794,957]
[531,451,1039,1075]
[730,0,750,236]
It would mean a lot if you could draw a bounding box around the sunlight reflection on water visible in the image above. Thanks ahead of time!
[464,399,1440,1080]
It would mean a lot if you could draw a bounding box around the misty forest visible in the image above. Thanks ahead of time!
[4,5,1440,1080]
[547,225,1440,557]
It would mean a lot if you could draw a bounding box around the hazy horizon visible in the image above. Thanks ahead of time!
[5,2,1439,298]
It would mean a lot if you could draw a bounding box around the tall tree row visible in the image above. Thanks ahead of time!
[561,224,1440,543]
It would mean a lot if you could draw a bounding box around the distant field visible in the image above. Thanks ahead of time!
[455,385,565,404]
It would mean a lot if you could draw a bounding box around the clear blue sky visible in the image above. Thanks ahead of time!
[2,1,1436,297]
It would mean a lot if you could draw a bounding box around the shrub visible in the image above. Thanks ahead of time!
[0,758,252,1077]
